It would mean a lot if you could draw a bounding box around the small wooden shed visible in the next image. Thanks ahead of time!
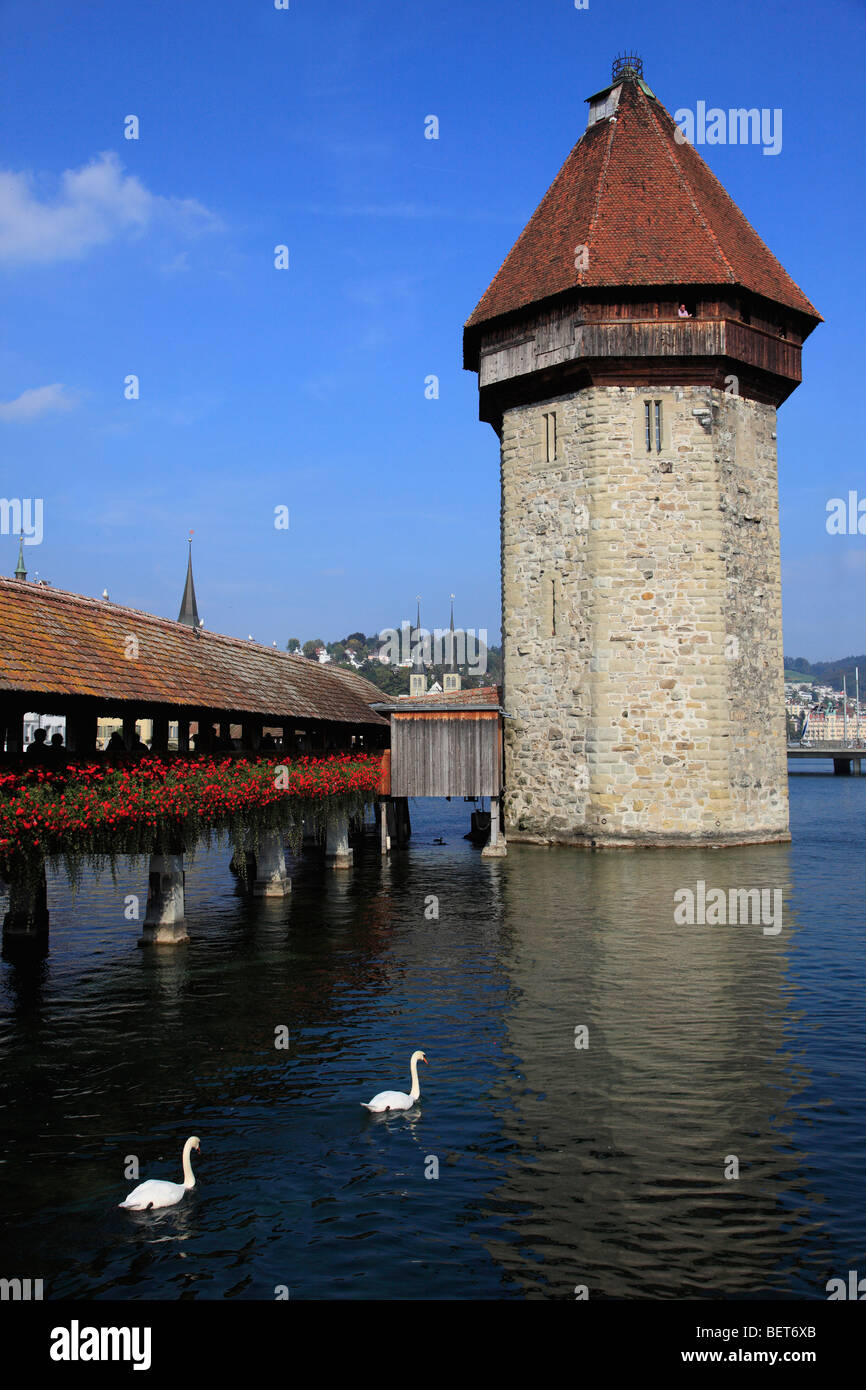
[372,686,507,854]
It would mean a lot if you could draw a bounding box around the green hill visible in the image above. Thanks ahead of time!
[784,655,866,692]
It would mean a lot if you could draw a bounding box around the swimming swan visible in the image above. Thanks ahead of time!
[119,1136,201,1211]
[361,1051,427,1112]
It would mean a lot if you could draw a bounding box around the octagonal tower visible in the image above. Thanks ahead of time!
[464,57,821,847]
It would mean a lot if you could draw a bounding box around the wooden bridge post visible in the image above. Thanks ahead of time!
[1,701,25,753]
[242,717,262,752]
[252,830,292,896]
[390,797,411,848]
[140,851,188,945]
[151,713,169,753]
[65,706,97,756]
[377,799,390,854]
[481,796,507,858]
[326,812,353,869]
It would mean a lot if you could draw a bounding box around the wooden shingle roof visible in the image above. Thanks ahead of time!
[0,578,387,726]
[465,76,820,355]
[373,685,504,714]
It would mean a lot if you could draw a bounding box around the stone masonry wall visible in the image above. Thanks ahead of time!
[500,383,789,846]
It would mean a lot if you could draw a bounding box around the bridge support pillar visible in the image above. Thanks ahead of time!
[140,853,188,945]
[482,796,507,858]
[377,799,390,854]
[252,831,292,896]
[2,861,49,957]
[853,758,862,776]
[390,797,411,848]
[326,812,353,869]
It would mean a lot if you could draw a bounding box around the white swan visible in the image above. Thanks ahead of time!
[361,1051,427,1112]
[119,1136,201,1211]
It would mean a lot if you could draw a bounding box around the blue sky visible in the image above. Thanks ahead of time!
[1,0,863,658]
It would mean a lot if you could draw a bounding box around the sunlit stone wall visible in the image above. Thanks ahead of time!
[500,383,789,846]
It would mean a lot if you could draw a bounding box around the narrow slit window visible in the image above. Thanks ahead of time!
[645,401,652,452]
[543,411,557,462]
[551,575,557,637]
[654,400,662,453]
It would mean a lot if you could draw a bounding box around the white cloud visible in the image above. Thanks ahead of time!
[0,152,220,264]
[0,383,76,421]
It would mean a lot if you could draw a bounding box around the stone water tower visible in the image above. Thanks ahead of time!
[463,56,821,847]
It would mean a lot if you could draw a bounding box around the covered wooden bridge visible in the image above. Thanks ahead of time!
[0,576,388,757]
[0,569,508,957]
[0,575,391,953]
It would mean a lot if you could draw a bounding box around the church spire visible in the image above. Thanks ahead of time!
[446,594,457,672]
[444,593,461,692]
[14,533,26,582]
[411,595,425,671]
[178,532,201,628]
[409,593,426,695]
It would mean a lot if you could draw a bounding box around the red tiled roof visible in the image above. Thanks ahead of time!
[0,578,387,725]
[465,78,820,336]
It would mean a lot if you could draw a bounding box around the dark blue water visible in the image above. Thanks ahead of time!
[1,773,864,1300]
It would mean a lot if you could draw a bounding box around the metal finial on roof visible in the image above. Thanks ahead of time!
[612,52,643,82]
[14,532,26,582]
[178,532,201,628]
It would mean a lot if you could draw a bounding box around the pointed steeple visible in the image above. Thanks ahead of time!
[446,594,457,672]
[412,595,425,671]
[178,532,201,628]
[14,533,27,582]
[444,593,461,692]
[410,593,426,695]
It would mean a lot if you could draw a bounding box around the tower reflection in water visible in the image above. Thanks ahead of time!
[483,843,832,1298]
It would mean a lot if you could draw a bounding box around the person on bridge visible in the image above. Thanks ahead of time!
[25,728,50,762]
[48,733,68,765]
